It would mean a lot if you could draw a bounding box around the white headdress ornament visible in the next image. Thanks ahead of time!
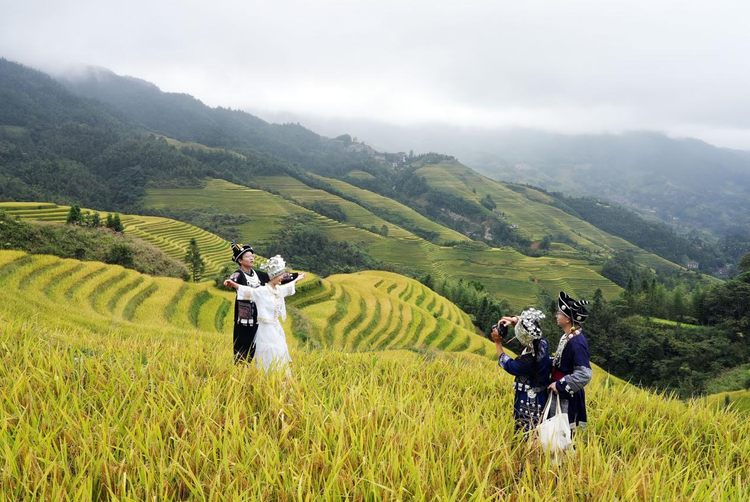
[514,308,546,348]
[264,255,286,279]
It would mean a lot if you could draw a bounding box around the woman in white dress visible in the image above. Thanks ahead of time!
[223,255,306,372]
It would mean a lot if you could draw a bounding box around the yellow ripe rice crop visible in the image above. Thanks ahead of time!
[293,270,495,358]
[0,250,749,499]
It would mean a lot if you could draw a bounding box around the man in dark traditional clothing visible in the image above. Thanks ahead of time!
[547,291,593,430]
[228,241,297,363]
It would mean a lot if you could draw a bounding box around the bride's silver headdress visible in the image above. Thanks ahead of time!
[263,255,287,279]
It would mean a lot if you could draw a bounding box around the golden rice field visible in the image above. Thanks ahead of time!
[297,270,494,357]
[706,389,750,414]
[1,249,748,500]
[0,196,623,309]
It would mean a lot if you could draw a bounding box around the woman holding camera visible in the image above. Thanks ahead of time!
[492,308,551,433]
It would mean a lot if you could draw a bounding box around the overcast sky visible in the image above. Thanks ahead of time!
[2,0,750,149]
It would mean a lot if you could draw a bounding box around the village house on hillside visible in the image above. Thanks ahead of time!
[687,261,699,270]
[386,152,408,169]
[715,264,733,277]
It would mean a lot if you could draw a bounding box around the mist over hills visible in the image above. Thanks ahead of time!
[54,64,750,241]
[0,58,742,272]
[256,114,750,238]
[56,65,384,178]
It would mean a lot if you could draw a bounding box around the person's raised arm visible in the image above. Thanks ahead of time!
[224,279,256,301]
[279,273,306,298]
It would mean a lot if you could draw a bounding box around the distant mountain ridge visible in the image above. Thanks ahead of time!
[262,116,750,237]
[455,129,750,237]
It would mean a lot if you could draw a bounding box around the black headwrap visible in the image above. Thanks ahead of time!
[558,291,589,323]
[231,241,254,263]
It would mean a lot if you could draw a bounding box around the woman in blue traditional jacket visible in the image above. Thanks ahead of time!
[547,291,593,429]
[492,308,552,433]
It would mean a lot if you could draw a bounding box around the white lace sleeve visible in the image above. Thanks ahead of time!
[236,285,257,302]
[279,281,296,298]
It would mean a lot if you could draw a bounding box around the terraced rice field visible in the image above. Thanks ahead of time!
[156,135,247,159]
[144,179,322,245]
[293,270,494,358]
[0,202,235,277]
[120,215,233,276]
[0,250,493,360]
[2,249,748,499]
[706,389,750,414]
[144,180,437,272]
[0,250,239,337]
[254,174,419,241]
[2,186,625,308]
[0,202,71,221]
[162,178,620,308]
[345,169,375,180]
[310,173,471,244]
[416,161,685,272]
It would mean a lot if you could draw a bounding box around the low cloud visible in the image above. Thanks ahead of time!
[2,0,750,149]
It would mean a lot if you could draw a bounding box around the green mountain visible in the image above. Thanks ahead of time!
[459,129,750,237]
[58,65,383,177]
[49,63,732,268]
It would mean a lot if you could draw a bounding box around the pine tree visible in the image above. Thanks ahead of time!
[739,252,750,273]
[66,205,83,225]
[185,238,205,283]
[592,288,604,311]
[671,286,686,322]
[625,277,636,312]
[691,283,707,324]
[112,214,124,232]
[539,235,551,251]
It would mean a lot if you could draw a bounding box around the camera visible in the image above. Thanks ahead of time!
[486,321,508,341]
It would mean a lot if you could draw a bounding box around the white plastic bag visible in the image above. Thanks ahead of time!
[536,392,572,455]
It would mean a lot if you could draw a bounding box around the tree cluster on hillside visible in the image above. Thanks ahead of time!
[600,251,708,292]
[582,265,750,397]
[301,201,347,223]
[65,204,124,232]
